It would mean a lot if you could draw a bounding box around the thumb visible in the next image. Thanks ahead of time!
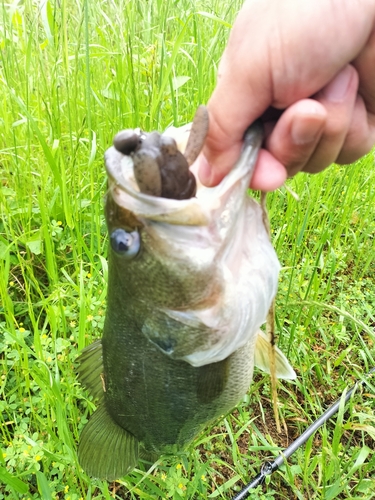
[198,82,269,187]
[197,16,272,186]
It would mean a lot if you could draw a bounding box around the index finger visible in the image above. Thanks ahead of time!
[353,26,375,143]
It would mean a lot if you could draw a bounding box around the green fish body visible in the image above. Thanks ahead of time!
[77,113,295,480]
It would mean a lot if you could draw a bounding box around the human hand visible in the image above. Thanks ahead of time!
[198,0,375,191]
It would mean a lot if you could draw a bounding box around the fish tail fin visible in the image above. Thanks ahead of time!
[254,329,296,380]
[78,405,139,480]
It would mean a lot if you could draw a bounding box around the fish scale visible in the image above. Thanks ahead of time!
[81,323,257,459]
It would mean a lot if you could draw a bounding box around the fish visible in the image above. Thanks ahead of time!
[77,107,296,481]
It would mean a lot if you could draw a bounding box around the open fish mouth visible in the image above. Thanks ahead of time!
[103,117,281,367]
[105,118,264,226]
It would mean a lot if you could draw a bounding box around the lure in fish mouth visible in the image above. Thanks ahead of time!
[77,106,296,481]
[112,105,209,200]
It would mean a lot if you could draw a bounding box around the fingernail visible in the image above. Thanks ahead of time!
[322,66,352,102]
[291,117,323,145]
[197,154,213,186]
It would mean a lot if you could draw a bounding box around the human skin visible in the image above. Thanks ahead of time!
[198,0,375,191]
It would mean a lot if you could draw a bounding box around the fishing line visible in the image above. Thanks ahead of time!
[232,366,375,499]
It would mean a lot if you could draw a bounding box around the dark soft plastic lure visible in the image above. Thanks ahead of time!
[77,109,295,481]
[112,105,208,199]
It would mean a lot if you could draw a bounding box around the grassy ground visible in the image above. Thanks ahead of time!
[1,0,375,498]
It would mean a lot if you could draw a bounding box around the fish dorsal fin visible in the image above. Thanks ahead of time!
[254,329,296,380]
[76,340,104,401]
[78,405,139,480]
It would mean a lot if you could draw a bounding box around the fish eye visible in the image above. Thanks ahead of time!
[110,229,140,258]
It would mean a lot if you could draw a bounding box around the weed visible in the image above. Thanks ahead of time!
[1,0,375,499]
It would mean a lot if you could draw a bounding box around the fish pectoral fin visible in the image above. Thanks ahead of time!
[78,405,139,480]
[142,309,215,359]
[76,339,104,401]
[254,330,297,380]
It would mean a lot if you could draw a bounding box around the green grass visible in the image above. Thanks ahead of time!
[1,0,375,499]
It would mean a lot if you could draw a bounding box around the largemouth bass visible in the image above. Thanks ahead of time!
[77,107,296,480]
